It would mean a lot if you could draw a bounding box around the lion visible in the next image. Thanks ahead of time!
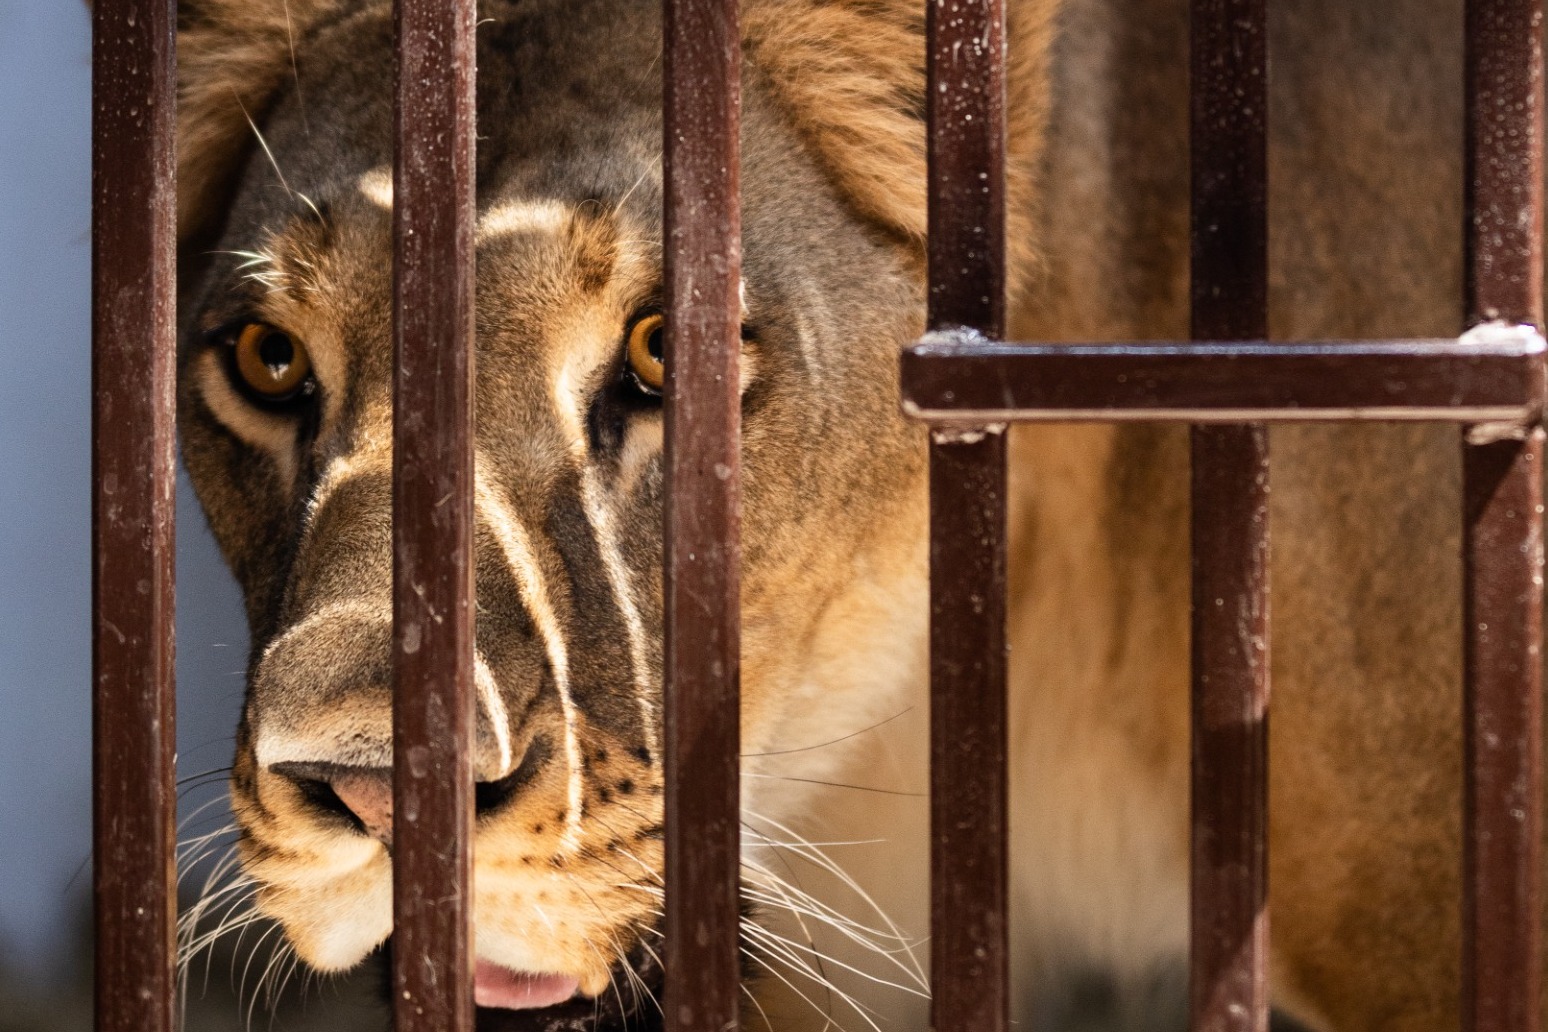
[172,0,1511,1029]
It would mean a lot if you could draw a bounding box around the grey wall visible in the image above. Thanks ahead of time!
[0,0,250,985]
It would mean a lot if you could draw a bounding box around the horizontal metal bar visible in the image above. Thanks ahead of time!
[900,330,1546,424]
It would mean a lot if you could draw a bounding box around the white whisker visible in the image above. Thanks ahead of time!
[611,166,656,218]
[265,946,303,1032]
[738,853,834,996]
[238,920,287,1032]
[742,981,778,1032]
[743,921,928,999]
[739,855,914,945]
[740,942,865,1032]
[742,807,927,989]
[740,885,918,956]
[232,91,293,199]
[558,874,632,1022]
[280,0,309,136]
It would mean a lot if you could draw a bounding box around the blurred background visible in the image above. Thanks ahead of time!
[0,3,384,1028]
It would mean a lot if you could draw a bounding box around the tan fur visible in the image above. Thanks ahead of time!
[742,0,1057,293]
[172,0,1519,1029]
[176,0,347,242]
[993,0,1489,1028]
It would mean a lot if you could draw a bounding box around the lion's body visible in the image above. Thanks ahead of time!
[171,0,1518,1029]
[1002,1,1468,1026]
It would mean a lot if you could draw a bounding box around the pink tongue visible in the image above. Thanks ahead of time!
[473,961,580,1010]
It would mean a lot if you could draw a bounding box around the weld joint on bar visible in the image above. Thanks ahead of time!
[913,326,995,355]
[1464,322,1548,441]
[931,423,1007,445]
[1461,320,1547,350]
[914,328,1009,443]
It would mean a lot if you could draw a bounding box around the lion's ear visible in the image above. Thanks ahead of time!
[177,0,340,245]
[743,0,1059,291]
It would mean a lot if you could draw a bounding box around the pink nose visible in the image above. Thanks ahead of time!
[330,772,394,847]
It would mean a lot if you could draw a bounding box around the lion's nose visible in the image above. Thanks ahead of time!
[269,763,397,846]
[270,748,548,846]
[329,770,395,846]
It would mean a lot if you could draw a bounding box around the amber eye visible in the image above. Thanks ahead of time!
[624,312,665,394]
[231,323,313,402]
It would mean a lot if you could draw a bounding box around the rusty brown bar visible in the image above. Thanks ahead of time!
[91,1,178,1031]
[1461,0,1544,1028]
[391,0,478,1028]
[661,0,743,1029]
[926,1,1009,1031]
[1189,426,1269,1032]
[900,334,1547,423]
[1189,0,1269,1030]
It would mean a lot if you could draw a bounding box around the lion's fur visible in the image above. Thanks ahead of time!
[987,0,1482,1027]
[741,0,1057,290]
[176,0,342,243]
[172,0,1525,1029]
[178,0,1058,283]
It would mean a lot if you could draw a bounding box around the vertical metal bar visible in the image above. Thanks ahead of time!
[1189,1,1270,1031]
[392,0,478,1029]
[1462,1,1544,1029]
[91,0,178,1030]
[662,0,742,1029]
[1462,435,1545,1032]
[926,1,1008,1030]
[1465,0,1545,327]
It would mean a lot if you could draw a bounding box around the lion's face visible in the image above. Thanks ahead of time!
[176,0,962,1019]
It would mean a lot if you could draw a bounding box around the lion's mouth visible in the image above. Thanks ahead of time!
[463,942,665,1032]
[474,962,580,1010]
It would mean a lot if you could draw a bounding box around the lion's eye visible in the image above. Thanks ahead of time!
[624,312,665,395]
[230,322,313,403]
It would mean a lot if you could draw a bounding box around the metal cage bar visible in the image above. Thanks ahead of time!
[926,2,1011,1032]
[85,0,1548,1025]
[90,1,179,1031]
[1188,1,1271,1029]
[905,2,1548,1032]
[662,0,744,1029]
[1461,0,1545,1029]
[391,0,479,1029]
[899,334,1548,423]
